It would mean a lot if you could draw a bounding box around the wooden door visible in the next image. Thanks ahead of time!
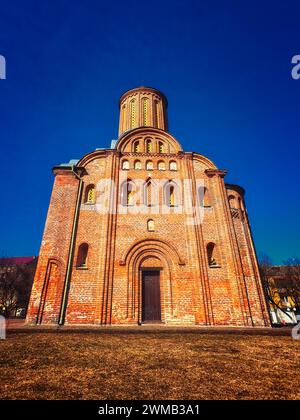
[142,270,161,322]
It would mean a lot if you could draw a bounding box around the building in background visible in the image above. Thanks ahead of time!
[262,265,300,325]
[26,87,270,327]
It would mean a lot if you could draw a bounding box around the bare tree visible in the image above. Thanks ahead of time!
[0,259,34,318]
[281,257,300,315]
[259,254,294,322]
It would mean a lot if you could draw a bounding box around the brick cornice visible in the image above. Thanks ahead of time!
[52,166,86,177]
[205,169,227,178]
[121,152,180,159]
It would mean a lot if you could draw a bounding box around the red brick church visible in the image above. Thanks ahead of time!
[27,87,270,327]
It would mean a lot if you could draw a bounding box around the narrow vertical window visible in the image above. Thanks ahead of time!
[121,181,135,206]
[142,98,149,126]
[121,104,126,132]
[169,186,175,206]
[146,139,152,153]
[159,141,164,154]
[199,187,211,207]
[77,243,89,268]
[145,182,152,206]
[130,99,136,129]
[123,182,134,206]
[165,183,176,207]
[133,141,140,153]
[207,243,218,267]
[153,100,159,128]
[228,195,237,209]
[127,187,133,206]
[85,185,96,204]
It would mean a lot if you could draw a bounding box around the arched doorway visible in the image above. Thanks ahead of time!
[120,239,185,325]
[141,269,161,323]
[140,256,163,323]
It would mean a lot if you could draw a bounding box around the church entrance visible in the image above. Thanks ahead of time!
[142,270,161,323]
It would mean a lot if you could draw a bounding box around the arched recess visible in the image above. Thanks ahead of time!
[36,257,63,324]
[143,178,159,207]
[119,239,185,323]
[123,246,176,323]
[163,180,181,207]
[120,238,185,267]
[192,153,217,170]
[115,127,183,154]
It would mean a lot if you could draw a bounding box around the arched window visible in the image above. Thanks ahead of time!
[133,141,140,153]
[147,219,155,232]
[134,160,142,170]
[238,197,245,220]
[144,181,152,206]
[165,182,176,207]
[121,181,135,206]
[122,160,129,170]
[142,98,149,126]
[170,161,177,171]
[198,187,211,207]
[85,184,96,204]
[207,243,218,267]
[77,243,89,268]
[228,195,237,209]
[121,104,126,133]
[158,141,165,154]
[146,160,153,171]
[158,161,166,171]
[238,197,244,211]
[146,139,152,153]
[130,99,136,129]
[153,100,159,128]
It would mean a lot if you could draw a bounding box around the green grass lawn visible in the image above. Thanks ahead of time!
[1,331,299,400]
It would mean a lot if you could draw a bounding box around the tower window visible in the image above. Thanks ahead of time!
[142,98,149,126]
[153,100,159,128]
[170,161,177,171]
[130,99,136,129]
[146,160,153,171]
[158,141,165,154]
[147,219,155,232]
[133,141,140,153]
[146,139,152,153]
[122,160,130,170]
[121,104,126,133]
[77,243,89,268]
[85,184,96,204]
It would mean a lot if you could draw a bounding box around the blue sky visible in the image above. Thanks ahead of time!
[0,0,299,263]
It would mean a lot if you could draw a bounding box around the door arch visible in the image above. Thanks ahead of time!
[121,239,185,324]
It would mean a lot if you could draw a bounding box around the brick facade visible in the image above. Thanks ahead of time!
[26,87,270,327]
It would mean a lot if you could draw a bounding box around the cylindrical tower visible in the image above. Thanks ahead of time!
[118,86,168,137]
